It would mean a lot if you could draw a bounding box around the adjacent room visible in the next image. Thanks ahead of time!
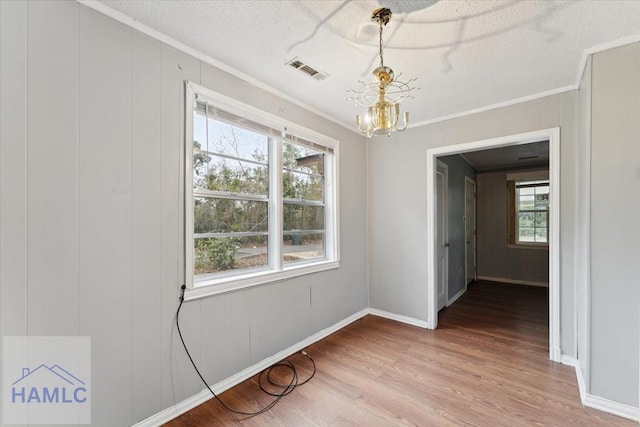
[1,1,639,426]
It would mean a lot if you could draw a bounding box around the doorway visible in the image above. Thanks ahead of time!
[426,127,561,362]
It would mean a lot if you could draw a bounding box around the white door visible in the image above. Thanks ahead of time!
[436,162,448,311]
[465,177,477,286]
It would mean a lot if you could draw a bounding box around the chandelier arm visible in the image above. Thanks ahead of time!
[395,111,409,132]
[395,122,409,132]
[355,114,372,134]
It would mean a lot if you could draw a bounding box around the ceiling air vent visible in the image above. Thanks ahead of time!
[285,57,329,81]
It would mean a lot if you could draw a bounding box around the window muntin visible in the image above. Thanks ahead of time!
[515,180,549,244]
[185,82,338,294]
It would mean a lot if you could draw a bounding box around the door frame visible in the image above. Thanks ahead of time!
[436,160,449,311]
[464,176,477,287]
[426,127,561,362]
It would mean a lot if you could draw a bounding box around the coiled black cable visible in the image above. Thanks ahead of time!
[176,285,316,417]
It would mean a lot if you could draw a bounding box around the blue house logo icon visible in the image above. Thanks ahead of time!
[11,364,88,404]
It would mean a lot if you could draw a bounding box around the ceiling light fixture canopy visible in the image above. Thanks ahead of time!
[348,8,418,138]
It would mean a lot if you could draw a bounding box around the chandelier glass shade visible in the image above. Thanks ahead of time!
[348,8,418,138]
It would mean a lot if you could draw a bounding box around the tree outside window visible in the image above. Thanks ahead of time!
[185,85,337,292]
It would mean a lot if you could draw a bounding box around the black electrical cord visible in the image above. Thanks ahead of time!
[176,285,316,417]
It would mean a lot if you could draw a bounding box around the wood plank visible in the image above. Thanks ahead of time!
[166,281,634,426]
[131,30,164,422]
[78,5,132,425]
[222,291,252,376]
[0,0,28,340]
[26,0,78,336]
[249,280,312,363]
[199,296,227,385]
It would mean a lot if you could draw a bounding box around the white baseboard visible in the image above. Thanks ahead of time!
[367,308,430,329]
[133,308,369,427]
[548,346,562,363]
[477,276,549,288]
[568,356,639,422]
[584,394,640,422]
[573,362,587,405]
[561,354,577,367]
[447,288,466,306]
[561,355,587,405]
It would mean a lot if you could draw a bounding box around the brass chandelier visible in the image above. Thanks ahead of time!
[348,8,418,138]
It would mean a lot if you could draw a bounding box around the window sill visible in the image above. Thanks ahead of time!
[507,244,549,251]
[184,260,339,301]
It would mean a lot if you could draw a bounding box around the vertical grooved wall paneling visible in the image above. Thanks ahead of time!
[249,280,312,364]
[78,6,132,425]
[131,31,163,422]
[0,0,28,414]
[27,0,78,336]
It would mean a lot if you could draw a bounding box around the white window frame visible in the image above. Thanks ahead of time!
[515,179,549,246]
[184,81,339,301]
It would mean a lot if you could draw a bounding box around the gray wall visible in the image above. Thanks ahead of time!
[576,55,592,392]
[438,155,476,300]
[368,91,578,357]
[588,43,640,406]
[0,2,368,425]
[476,169,549,285]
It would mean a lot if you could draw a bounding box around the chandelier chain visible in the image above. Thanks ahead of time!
[378,19,384,67]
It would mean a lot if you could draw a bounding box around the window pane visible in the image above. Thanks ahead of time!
[283,204,324,231]
[193,113,208,161]
[519,212,534,228]
[194,155,268,194]
[283,141,324,175]
[519,227,535,242]
[283,170,323,201]
[283,232,324,264]
[194,198,268,234]
[535,185,549,194]
[205,118,269,161]
[194,236,268,276]
[519,195,535,210]
[519,187,534,196]
[535,227,548,242]
[535,191,549,209]
[283,140,324,202]
[534,212,547,228]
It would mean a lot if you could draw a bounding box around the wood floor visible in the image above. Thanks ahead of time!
[166,281,633,426]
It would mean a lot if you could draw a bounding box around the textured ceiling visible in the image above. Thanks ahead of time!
[97,0,640,131]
